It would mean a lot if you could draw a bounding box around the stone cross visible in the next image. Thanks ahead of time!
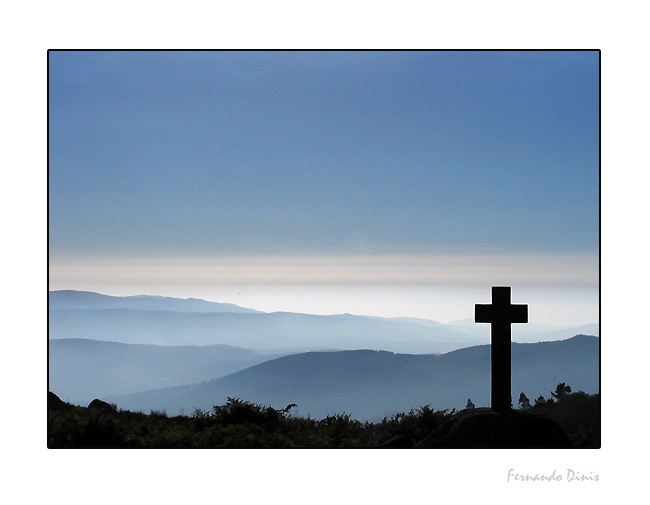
[475,286,528,412]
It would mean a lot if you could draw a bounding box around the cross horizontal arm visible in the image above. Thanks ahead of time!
[475,304,494,323]
[509,304,528,324]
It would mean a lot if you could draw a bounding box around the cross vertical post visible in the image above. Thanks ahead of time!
[475,286,528,412]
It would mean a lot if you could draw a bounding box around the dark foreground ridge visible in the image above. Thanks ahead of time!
[48,389,599,449]
[416,407,569,448]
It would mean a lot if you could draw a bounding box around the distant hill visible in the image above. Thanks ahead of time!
[447,318,599,343]
[49,290,262,314]
[108,335,599,421]
[49,303,481,354]
[49,290,598,352]
[49,338,282,405]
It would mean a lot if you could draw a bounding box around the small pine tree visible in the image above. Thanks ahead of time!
[466,398,475,409]
[535,395,546,405]
[551,382,572,400]
[518,392,531,410]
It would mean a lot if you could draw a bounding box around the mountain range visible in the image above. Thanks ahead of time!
[106,335,600,421]
[49,338,286,404]
[49,290,596,353]
[49,289,262,313]
[48,290,600,421]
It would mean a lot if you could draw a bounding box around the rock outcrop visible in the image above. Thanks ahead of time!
[48,391,72,412]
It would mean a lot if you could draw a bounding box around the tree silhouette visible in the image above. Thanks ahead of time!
[551,382,572,400]
[518,392,531,410]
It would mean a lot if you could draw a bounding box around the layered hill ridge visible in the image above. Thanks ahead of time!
[48,291,600,421]
[49,308,481,352]
[49,290,483,353]
[108,335,599,421]
[49,291,596,353]
[49,338,284,404]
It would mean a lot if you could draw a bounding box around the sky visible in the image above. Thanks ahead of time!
[48,50,599,326]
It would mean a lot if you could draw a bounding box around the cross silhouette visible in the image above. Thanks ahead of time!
[475,286,528,412]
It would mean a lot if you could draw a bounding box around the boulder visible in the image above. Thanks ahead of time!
[87,398,116,414]
[416,407,571,448]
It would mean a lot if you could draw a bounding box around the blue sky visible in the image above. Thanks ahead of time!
[49,51,599,325]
